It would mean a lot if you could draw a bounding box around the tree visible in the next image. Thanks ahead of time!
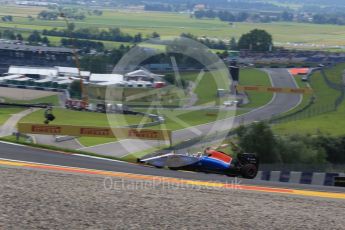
[133,33,142,43]
[2,30,15,39]
[1,15,13,22]
[28,31,42,43]
[80,56,107,73]
[236,122,281,163]
[237,29,273,51]
[236,12,249,22]
[38,11,58,20]
[69,80,82,99]
[151,32,160,38]
[41,36,50,45]
[67,22,75,32]
[281,11,293,21]
[229,37,237,50]
[16,33,23,41]
[315,135,345,163]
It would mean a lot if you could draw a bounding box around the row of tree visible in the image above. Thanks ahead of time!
[0,30,50,45]
[80,45,131,73]
[1,15,13,22]
[194,9,345,26]
[194,10,293,23]
[42,27,159,43]
[312,13,345,25]
[235,122,345,164]
[0,30,22,41]
[27,31,50,45]
[37,8,87,21]
[181,29,273,52]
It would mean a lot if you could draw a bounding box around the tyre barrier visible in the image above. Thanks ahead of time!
[254,171,345,187]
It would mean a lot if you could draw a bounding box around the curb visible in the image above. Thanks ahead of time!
[254,171,345,187]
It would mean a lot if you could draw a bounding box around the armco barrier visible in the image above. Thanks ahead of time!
[254,171,345,187]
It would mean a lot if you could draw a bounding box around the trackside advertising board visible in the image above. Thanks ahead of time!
[236,85,313,94]
[18,123,172,142]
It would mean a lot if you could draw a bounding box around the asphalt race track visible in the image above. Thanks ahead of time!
[82,68,302,157]
[1,141,344,193]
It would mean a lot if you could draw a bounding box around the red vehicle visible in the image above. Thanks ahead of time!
[65,99,88,110]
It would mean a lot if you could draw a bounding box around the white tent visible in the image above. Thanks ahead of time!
[55,66,91,78]
[8,66,57,77]
[0,74,22,82]
[90,74,124,84]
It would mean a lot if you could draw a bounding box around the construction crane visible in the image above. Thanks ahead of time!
[59,11,89,110]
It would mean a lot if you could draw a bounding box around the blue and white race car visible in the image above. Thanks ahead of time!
[138,147,259,179]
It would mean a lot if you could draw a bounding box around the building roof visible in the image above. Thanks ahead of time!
[125,69,164,78]
[90,74,124,84]
[8,66,58,76]
[0,75,23,81]
[55,67,91,77]
[34,79,52,83]
[80,71,91,77]
[55,66,79,75]
[57,79,73,85]
[13,77,33,81]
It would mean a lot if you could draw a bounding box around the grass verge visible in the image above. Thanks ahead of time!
[273,64,345,135]
[0,107,25,125]
[239,68,273,109]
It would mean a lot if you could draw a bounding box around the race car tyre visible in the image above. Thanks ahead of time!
[240,164,258,179]
[168,167,181,171]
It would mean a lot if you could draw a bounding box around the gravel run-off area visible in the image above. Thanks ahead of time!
[0,87,58,100]
[1,166,345,230]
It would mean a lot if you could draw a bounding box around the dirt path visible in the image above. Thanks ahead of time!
[0,108,39,137]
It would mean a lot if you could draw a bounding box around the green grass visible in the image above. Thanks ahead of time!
[18,108,152,147]
[2,6,345,48]
[274,64,345,135]
[323,63,345,84]
[181,70,229,106]
[19,108,148,127]
[0,107,25,125]
[239,68,273,109]
[135,108,242,131]
[78,137,117,147]
[273,103,345,136]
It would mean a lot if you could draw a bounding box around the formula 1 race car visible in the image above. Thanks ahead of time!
[138,147,259,179]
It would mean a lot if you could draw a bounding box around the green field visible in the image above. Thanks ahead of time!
[0,95,59,126]
[148,109,239,131]
[239,68,273,109]
[274,64,345,135]
[19,108,150,147]
[181,70,229,105]
[20,108,149,127]
[2,6,345,48]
